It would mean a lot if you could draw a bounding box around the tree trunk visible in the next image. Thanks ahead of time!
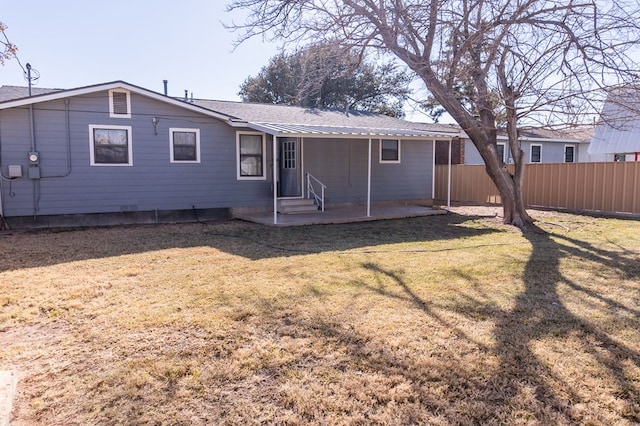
[421,77,534,229]
[485,161,533,228]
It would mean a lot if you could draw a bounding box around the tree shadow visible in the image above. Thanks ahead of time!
[294,220,640,423]
[490,225,640,422]
[10,211,638,423]
[0,212,501,272]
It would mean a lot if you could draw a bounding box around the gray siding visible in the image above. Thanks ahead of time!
[464,139,485,164]
[0,91,272,217]
[303,138,433,204]
[464,138,582,164]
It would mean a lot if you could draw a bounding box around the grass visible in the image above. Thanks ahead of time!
[1,208,639,425]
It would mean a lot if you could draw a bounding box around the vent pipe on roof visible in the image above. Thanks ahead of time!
[190,92,194,103]
[184,90,188,101]
[163,80,168,96]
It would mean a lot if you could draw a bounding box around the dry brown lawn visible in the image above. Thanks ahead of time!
[1,208,639,425]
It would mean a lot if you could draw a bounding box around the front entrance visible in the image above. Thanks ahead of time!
[279,138,301,197]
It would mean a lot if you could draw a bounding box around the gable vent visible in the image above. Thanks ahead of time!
[112,91,129,115]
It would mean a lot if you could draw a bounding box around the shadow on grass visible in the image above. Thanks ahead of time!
[0,212,500,272]
[7,211,638,424]
[489,227,640,423]
[283,222,640,423]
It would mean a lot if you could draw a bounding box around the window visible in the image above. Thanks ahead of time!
[237,132,266,179]
[282,140,296,169]
[109,89,131,118]
[564,145,575,163]
[530,144,542,163]
[380,139,401,163]
[497,143,506,162]
[614,153,626,162]
[89,125,133,166]
[170,128,200,163]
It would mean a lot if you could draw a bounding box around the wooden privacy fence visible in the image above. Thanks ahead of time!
[434,162,640,215]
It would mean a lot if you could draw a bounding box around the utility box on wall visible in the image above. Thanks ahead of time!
[28,151,41,179]
[28,167,40,179]
[8,165,22,178]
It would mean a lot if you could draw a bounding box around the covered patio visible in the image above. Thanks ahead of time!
[233,202,447,226]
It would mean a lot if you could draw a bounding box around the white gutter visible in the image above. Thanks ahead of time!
[495,135,588,143]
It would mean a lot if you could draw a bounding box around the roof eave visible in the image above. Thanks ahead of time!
[0,81,237,122]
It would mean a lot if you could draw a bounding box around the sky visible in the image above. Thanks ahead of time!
[0,0,283,101]
[0,0,439,122]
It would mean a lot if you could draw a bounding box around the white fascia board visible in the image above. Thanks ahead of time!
[519,137,589,143]
[244,122,280,135]
[496,135,588,143]
[0,81,237,122]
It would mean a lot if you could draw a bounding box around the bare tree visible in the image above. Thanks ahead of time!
[227,0,640,228]
[0,21,17,65]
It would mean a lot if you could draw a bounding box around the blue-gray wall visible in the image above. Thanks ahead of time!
[0,91,273,217]
[464,138,581,164]
[1,90,434,219]
[303,138,433,204]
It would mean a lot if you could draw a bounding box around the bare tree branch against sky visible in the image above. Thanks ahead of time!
[228,0,640,228]
[0,21,18,66]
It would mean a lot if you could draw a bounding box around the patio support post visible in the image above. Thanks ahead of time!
[273,136,278,224]
[448,138,452,210]
[432,140,436,203]
[367,138,372,217]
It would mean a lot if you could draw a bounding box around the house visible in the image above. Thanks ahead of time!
[589,89,640,162]
[0,81,458,227]
[462,127,594,165]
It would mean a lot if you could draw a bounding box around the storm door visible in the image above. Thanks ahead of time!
[278,137,302,197]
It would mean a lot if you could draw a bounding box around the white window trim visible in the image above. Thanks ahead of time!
[379,139,401,164]
[236,131,267,180]
[530,144,542,163]
[169,128,201,163]
[109,89,131,118]
[89,124,133,166]
[564,144,576,163]
[497,142,506,162]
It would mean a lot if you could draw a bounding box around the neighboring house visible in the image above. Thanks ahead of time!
[462,127,594,165]
[589,90,640,162]
[0,81,458,226]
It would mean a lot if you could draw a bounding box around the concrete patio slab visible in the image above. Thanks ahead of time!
[234,203,448,226]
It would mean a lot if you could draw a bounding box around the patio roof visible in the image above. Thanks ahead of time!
[247,122,458,139]
[192,99,462,139]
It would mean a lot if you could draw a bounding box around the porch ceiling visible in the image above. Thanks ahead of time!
[248,122,458,140]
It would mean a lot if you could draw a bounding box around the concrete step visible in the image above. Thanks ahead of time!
[278,198,320,214]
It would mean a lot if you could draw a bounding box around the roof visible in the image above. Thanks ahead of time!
[192,99,460,139]
[590,89,640,154]
[515,127,594,142]
[0,82,598,143]
[0,81,237,122]
[0,82,459,140]
[0,85,62,102]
